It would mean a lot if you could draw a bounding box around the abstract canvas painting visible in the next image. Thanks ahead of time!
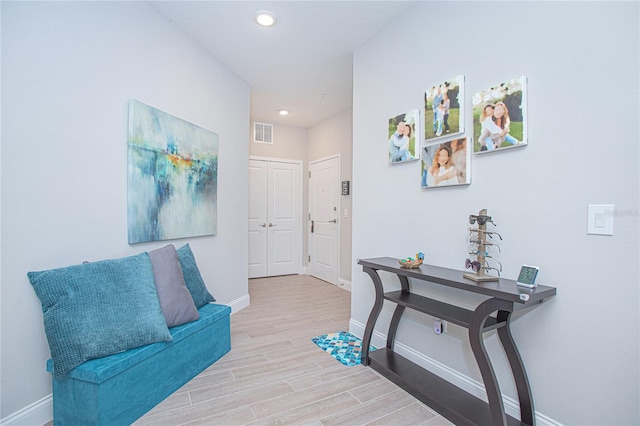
[128,100,219,244]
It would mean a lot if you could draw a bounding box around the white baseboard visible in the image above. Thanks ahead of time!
[299,270,348,291]
[1,394,52,426]
[349,319,562,426]
[227,294,250,314]
[338,278,351,292]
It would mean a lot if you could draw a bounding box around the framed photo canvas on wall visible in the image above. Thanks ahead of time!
[421,137,471,188]
[424,75,465,143]
[472,76,528,154]
[388,109,419,164]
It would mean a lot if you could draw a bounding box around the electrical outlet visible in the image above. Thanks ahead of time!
[434,318,446,335]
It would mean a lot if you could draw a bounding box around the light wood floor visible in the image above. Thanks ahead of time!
[135,275,454,426]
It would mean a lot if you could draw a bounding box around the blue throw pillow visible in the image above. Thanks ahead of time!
[28,252,172,379]
[176,244,216,307]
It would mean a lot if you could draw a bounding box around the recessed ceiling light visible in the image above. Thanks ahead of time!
[255,11,277,27]
[278,109,289,116]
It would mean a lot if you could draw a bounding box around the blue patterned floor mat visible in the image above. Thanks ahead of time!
[311,331,376,367]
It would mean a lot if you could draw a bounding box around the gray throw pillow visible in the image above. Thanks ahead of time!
[148,245,200,327]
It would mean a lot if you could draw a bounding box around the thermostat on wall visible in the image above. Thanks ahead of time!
[341,181,350,196]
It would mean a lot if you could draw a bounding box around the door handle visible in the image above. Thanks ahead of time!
[259,223,267,227]
[329,219,337,223]
[311,220,314,233]
[268,223,276,227]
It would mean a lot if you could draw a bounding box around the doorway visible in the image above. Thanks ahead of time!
[248,158,302,278]
[308,156,340,285]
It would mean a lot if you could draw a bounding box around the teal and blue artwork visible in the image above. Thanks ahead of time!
[127,100,218,244]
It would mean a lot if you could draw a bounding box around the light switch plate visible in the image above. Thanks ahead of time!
[587,204,614,235]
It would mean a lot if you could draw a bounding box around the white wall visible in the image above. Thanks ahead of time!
[351,2,639,425]
[307,108,353,283]
[1,1,249,421]
[249,123,307,162]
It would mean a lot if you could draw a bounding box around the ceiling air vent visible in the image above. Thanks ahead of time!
[253,122,273,144]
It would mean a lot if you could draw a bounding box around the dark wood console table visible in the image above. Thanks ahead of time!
[358,257,556,426]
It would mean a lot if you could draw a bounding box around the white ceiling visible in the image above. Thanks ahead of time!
[149,1,416,128]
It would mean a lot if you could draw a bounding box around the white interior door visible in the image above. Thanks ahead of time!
[309,156,339,285]
[267,161,302,276]
[248,159,301,278]
[248,160,268,278]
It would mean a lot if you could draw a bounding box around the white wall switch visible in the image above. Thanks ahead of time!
[344,209,349,218]
[587,204,614,235]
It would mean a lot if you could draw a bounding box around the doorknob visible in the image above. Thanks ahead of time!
[268,223,276,227]
[329,219,337,223]
[259,223,267,227]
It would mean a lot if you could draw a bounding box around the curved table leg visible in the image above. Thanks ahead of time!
[497,310,535,425]
[361,266,384,366]
[469,298,513,426]
[387,305,405,350]
[387,275,410,350]
[397,275,411,293]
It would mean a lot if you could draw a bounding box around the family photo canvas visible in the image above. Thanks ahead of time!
[421,137,471,188]
[472,76,528,154]
[424,75,464,142]
[388,109,419,164]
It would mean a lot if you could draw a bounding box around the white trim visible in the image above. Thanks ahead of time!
[227,294,250,314]
[249,155,303,166]
[348,319,563,426]
[1,394,52,426]
[338,278,351,292]
[309,153,341,165]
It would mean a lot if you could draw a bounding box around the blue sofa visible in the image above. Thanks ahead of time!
[46,302,231,425]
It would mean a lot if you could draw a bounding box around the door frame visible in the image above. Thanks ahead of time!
[249,156,304,275]
[308,154,341,285]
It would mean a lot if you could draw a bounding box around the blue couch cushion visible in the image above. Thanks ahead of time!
[29,253,172,379]
[47,303,231,384]
[177,244,216,307]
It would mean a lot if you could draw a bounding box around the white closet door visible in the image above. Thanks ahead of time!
[267,161,301,276]
[248,160,268,278]
[248,159,301,278]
